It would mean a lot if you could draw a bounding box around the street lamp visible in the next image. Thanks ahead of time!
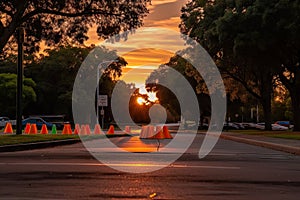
[96,60,116,128]
[16,27,25,135]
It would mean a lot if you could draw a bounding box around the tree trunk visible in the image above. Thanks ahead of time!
[260,73,273,131]
[261,96,272,130]
[291,89,300,131]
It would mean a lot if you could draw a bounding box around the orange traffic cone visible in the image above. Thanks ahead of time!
[144,125,154,138]
[124,126,131,134]
[24,123,31,134]
[163,126,173,139]
[62,124,72,134]
[80,125,86,135]
[4,122,13,134]
[107,125,114,134]
[40,124,48,134]
[94,124,102,134]
[85,124,91,134]
[29,124,38,134]
[152,126,164,139]
[73,124,80,135]
[139,125,147,139]
[79,125,86,135]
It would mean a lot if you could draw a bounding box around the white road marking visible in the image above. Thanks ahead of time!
[0,162,240,169]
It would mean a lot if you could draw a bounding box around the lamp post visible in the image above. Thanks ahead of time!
[16,27,25,135]
[96,60,116,127]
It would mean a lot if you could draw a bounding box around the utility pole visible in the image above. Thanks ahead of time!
[256,104,259,123]
[16,27,24,135]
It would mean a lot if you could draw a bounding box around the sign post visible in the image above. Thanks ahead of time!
[98,95,108,128]
[16,27,24,135]
[96,60,115,128]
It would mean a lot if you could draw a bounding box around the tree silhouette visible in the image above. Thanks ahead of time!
[0,0,150,55]
[180,0,300,130]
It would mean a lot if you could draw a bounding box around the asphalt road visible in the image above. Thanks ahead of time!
[0,134,300,199]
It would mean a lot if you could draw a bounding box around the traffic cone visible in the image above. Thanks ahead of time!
[139,125,147,139]
[73,124,80,135]
[51,124,57,134]
[107,125,114,134]
[40,124,48,134]
[3,122,13,134]
[148,125,155,138]
[163,126,173,139]
[85,124,91,134]
[79,125,87,135]
[29,124,38,134]
[24,123,31,134]
[67,124,73,134]
[62,124,72,134]
[124,126,131,134]
[94,124,102,134]
[151,126,164,139]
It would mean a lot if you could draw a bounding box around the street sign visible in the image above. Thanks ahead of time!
[98,95,108,106]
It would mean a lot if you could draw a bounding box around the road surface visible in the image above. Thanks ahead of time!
[0,134,300,199]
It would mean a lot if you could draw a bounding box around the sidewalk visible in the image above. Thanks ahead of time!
[221,132,300,155]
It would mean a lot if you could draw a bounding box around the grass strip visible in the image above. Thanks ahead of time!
[230,130,300,140]
[0,134,79,146]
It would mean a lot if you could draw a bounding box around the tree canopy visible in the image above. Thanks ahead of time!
[0,73,36,117]
[22,45,127,121]
[180,0,300,130]
[0,0,151,56]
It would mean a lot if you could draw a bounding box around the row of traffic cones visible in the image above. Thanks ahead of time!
[22,123,58,134]
[2,122,172,138]
[140,125,172,139]
[1,122,116,135]
[71,124,115,135]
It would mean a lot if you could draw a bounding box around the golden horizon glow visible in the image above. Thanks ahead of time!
[120,48,174,86]
[85,0,189,86]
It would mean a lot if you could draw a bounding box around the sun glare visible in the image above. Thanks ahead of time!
[136,85,159,105]
[147,92,158,102]
[137,97,147,105]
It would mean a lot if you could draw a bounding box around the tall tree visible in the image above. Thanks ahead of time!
[25,46,127,119]
[270,0,300,131]
[0,73,36,117]
[0,0,150,55]
[180,0,300,130]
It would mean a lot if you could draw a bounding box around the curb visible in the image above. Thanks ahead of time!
[0,139,81,152]
[0,134,132,153]
[220,134,300,156]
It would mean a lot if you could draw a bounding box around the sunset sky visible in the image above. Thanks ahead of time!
[87,0,189,87]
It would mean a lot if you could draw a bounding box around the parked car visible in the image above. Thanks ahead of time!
[240,122,259,130]
[22,117,53,129]
[29,115,65,129]
[232,122,246,130]
[274,121,291,128]
[256,122,288,131]
[0,117,16,128]
[272,124,289,131]
[223,122,240,130]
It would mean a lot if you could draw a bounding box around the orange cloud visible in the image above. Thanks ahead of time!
[120,48,173,87]
[123,48,173,67]
[144,17,181,31]
[84,0,189,86]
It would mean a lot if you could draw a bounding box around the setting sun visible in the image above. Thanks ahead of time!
[137,97,147,105]
[136,86,159,105]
